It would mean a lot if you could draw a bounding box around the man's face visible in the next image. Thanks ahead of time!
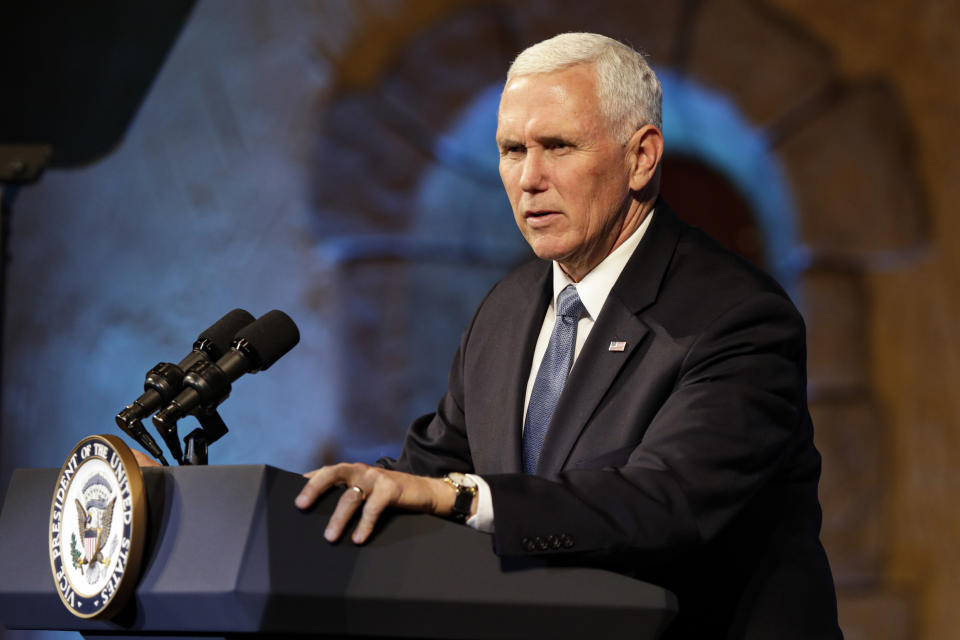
[496,64,636,281]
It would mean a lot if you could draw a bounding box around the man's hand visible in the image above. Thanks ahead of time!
[295,463,472,545]
[131,448,161,467]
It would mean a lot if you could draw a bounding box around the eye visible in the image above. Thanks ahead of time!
[500,144,526,157]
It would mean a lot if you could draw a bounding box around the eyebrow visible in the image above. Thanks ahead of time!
[496,134,573,149]
[537,135,572,147]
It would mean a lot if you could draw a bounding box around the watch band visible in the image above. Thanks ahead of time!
[444,473,477,524]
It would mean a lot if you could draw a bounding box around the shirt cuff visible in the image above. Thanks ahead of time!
[464,474,494,533]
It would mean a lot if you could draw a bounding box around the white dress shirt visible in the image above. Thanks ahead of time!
[466,210,655,532]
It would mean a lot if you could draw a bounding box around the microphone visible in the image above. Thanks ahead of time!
[152,310,299,458]
[115,308,255,464]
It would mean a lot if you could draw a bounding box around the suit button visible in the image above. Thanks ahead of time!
[560,534,574,548]
[521,536,536,552]
[536,537,549,551]
[546,534,560,549]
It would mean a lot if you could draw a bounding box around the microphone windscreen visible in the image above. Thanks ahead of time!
[234,310,300,371]
[196,308,256,359]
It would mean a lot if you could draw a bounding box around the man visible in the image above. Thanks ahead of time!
[296,33,842,638]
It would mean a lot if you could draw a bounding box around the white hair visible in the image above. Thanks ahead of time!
[506,32,662,143]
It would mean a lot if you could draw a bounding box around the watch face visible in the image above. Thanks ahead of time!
[448,472,476,489]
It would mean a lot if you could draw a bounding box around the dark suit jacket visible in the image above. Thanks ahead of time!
[383,202,842,639]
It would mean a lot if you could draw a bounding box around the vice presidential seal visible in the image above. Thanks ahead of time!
[48,434,146,619]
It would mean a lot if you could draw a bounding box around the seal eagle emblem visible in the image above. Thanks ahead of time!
[73,473,117,580]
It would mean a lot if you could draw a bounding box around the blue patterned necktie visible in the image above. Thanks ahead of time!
[523,284,586,474]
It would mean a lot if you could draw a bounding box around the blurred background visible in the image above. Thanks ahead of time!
[1,1,957,639]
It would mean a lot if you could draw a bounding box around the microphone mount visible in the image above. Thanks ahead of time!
[150,309,299,465]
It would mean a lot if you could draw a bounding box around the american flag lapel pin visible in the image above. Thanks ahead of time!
[608,340,627,352]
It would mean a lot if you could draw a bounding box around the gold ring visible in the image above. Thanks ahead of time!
[350,485,366,501]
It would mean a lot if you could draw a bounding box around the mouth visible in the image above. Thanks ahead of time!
[524,210,561,226]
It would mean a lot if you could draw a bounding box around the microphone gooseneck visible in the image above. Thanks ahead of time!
[115,308,255,464]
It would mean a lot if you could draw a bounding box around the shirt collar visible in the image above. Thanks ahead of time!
[550,209,655,320]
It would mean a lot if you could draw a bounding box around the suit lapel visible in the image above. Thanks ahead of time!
[535,201,684,476]
[536,299,649,477]
[476,260,551,474]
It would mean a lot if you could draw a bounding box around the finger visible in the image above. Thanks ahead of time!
[325,485,367,542]
[351,485,393,544]
[131,449,161,468]
[295,465,346,509]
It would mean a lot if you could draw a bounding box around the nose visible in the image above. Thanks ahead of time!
[518,149,547,192]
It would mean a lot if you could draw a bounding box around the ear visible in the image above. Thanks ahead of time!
[626,124,664,192]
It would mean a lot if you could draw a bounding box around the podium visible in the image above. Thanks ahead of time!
[0,465,677,639]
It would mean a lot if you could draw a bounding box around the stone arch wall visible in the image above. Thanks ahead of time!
[313,2,929,636]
